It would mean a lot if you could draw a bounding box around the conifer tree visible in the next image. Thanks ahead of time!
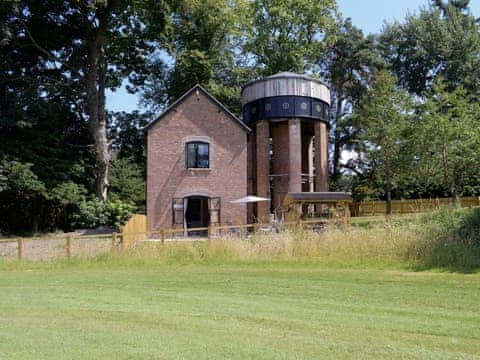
[353,71,414,214]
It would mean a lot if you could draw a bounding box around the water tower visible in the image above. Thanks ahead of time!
[242,72,330,222]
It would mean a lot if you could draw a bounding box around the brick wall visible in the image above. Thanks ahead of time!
[147,89,248,231]
[271,122,289,211]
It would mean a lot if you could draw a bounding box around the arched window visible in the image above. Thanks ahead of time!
[186,141,209,168]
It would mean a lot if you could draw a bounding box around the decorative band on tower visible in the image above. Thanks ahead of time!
[243,96,329,123]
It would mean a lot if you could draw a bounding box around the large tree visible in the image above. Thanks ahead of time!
[318,18,384,187]
[352,71,414,214]
[415,78,480,201]
[1,0,169,201]
[379,0,480,95]
[245,0,338,76]
[141,0,250,113]
[107,111,150,212]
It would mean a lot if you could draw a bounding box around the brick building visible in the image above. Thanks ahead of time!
[146,72,331,233]
[146,85,250,232]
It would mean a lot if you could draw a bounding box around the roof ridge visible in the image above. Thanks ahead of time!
[145,84,251,133]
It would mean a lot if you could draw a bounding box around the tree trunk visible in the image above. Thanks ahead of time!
[451,184,459,206]
[96,40,109,202]
[385,164,392,219]
[332,128,341,186]
[386,188,392,216]
[86,43,109,201]
[85,9,113,202]
[441,142,457,204]
[332,90,343,187]
[32,197,40,233]
[92,102,109,202]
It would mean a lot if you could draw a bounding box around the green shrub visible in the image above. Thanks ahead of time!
[105,200,135,228]
[72,199,135,229]
[412,207,480,271]
[71,199,108,228]
[108,157,145,213]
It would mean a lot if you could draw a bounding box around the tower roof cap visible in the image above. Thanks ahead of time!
[242,72,328,92]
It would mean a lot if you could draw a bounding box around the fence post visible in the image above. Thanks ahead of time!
[299,219,304,232]
[66,235,72,258]
[345,204,351,229]
[160,229,165,245]
[120,233,125,251]
[111,233,117,253]
[17,238,23,260]
[207,225,212,240]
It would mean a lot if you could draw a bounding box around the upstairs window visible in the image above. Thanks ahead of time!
[186,142,209,168]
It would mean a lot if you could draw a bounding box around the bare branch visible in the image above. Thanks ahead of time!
[22,22,81,77]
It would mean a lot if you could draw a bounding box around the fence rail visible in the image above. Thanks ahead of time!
[1,218,336,261]
[0,233,120,261]
[350,196,480,217]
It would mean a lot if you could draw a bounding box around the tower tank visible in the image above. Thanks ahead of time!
[241,72,330,221]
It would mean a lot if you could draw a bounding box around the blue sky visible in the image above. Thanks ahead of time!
[106,0,480,113]
[338,0,480,34]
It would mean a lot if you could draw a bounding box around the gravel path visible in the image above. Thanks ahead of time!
[0,235,115,261]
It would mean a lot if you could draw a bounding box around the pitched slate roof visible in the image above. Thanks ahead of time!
[145,84,251,132]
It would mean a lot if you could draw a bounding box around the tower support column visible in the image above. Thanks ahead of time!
[315,121,329,192]
[256,120,270,222]
[288,118,302,193]
[302,134,314,192]
[308,138,314,192]
[271,123,289,211]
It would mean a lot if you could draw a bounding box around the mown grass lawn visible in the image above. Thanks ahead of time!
[0,261,479,359]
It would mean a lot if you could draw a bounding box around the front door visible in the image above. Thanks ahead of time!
[185,196,209,229]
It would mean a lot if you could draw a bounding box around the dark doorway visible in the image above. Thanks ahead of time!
[185,196,210,229]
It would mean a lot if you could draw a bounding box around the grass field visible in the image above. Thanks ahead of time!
[1,260,479,359]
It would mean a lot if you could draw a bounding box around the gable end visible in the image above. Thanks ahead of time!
[145,85,251,133]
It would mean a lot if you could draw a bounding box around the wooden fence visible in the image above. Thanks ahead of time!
[350,196,480,216]
[0,233,120,261]
[0,218,336,261]
[120,214,147,248]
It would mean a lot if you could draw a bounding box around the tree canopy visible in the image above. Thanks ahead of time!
[318,18,385,187]
[246,0,338,76]
[379,0,480,95]
[351,71,414,212]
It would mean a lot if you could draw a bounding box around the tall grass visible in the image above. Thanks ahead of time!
[409,207,480,271]
[3,207,478,272]
[105,207,472,271]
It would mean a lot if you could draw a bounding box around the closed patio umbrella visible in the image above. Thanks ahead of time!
[230,196,270,204]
